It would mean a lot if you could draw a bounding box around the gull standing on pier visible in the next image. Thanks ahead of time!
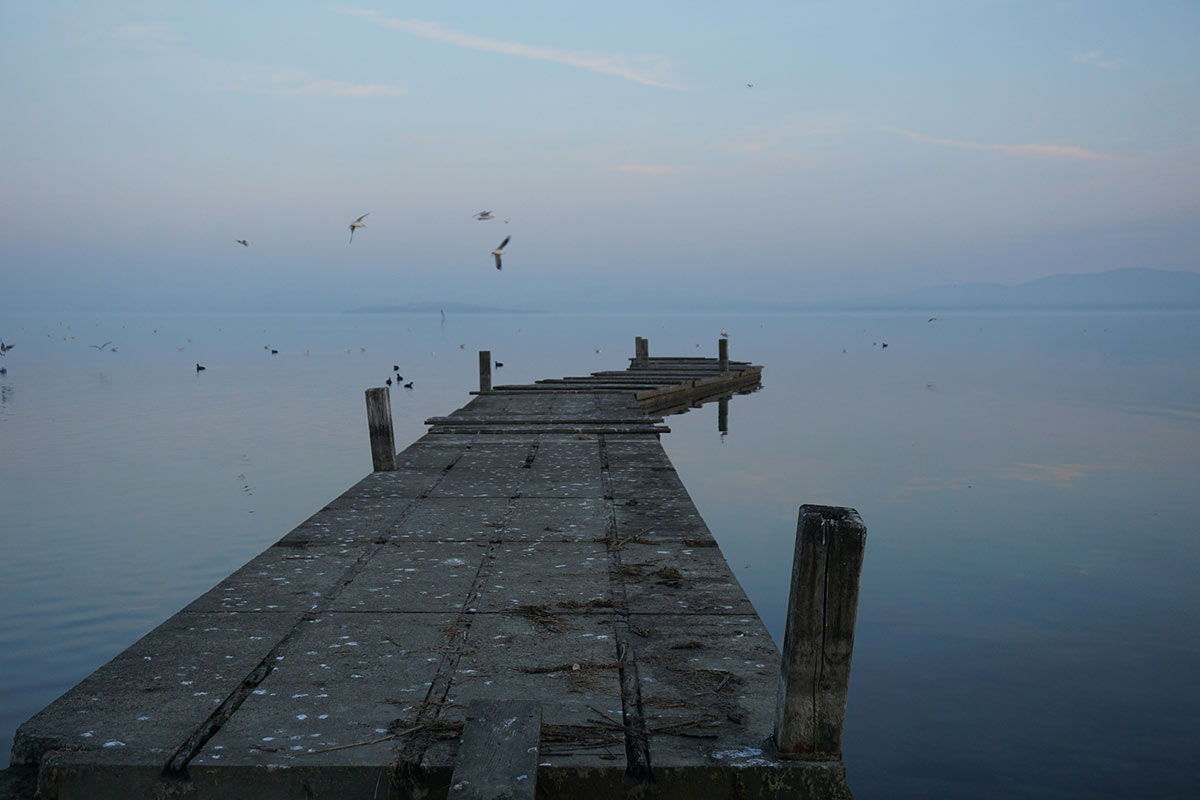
[491,235,511,270]
[348,213,369,243]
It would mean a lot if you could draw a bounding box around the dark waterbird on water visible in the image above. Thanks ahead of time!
[386,377,392,386]
[236,239,248,247]
[196,363,206,372]
[403,381,413,389]
[495,360,504,368]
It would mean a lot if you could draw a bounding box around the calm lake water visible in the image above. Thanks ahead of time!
[1,309,1198,797]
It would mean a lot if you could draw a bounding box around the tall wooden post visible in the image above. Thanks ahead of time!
[774,504,867,759]
[364,387,397,472]
[634,336,649,367]
[718,338,729,372]
[479,350,492,393]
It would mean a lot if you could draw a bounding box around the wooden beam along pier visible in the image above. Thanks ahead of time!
[7,337,865,799]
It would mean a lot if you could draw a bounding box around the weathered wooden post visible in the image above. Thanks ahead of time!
[634,336,649,367]
[364,387,397,472]
[719,338,729,372]
[774,504,867,759]
[479,350,492,393]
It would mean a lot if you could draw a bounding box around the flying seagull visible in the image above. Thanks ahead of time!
[1,339,15,355]
[473,210,494,221]
[90,341,113,351]
[348,213,369,243]
[236,239,248,247]
[491,235,511,270]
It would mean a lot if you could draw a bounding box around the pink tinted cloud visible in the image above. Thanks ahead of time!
[883,126,1123,162]
[604,164,690,175]
[341,9,686,90]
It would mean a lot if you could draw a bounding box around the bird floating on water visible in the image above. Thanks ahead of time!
[195,363,206,372]
[495,361,504,368]
[403,381,413,389]
[473,210,494,221]
[348,213,369,243]
[236,239,248,247]
[492,235,511,270]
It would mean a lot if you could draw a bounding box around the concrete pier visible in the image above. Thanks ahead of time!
[8,346,860,799]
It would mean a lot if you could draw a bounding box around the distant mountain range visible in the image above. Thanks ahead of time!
[343,269,1200,314]
[869,268,1200,310]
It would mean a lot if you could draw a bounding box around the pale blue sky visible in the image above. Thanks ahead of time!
[1,1,1197,311]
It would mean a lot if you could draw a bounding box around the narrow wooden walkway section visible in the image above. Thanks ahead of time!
[9,346,857,799]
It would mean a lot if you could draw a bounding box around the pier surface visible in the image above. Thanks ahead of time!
[10,355,852,798]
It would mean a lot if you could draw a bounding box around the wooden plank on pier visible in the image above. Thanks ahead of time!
[447,699,541,800]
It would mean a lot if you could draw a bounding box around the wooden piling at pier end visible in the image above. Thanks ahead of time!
[7,338,865,799]
[364,387,397,473]
[479,350,492,393]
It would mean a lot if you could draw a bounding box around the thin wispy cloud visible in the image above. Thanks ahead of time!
[604,164,690,175]
[263,72,405,97]
[110,22,181,44]
[208,65,404,97]
[1073,51,1126,69]
[883,126,1122,162]
[739,114,855,154]
[339,8,686,90]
